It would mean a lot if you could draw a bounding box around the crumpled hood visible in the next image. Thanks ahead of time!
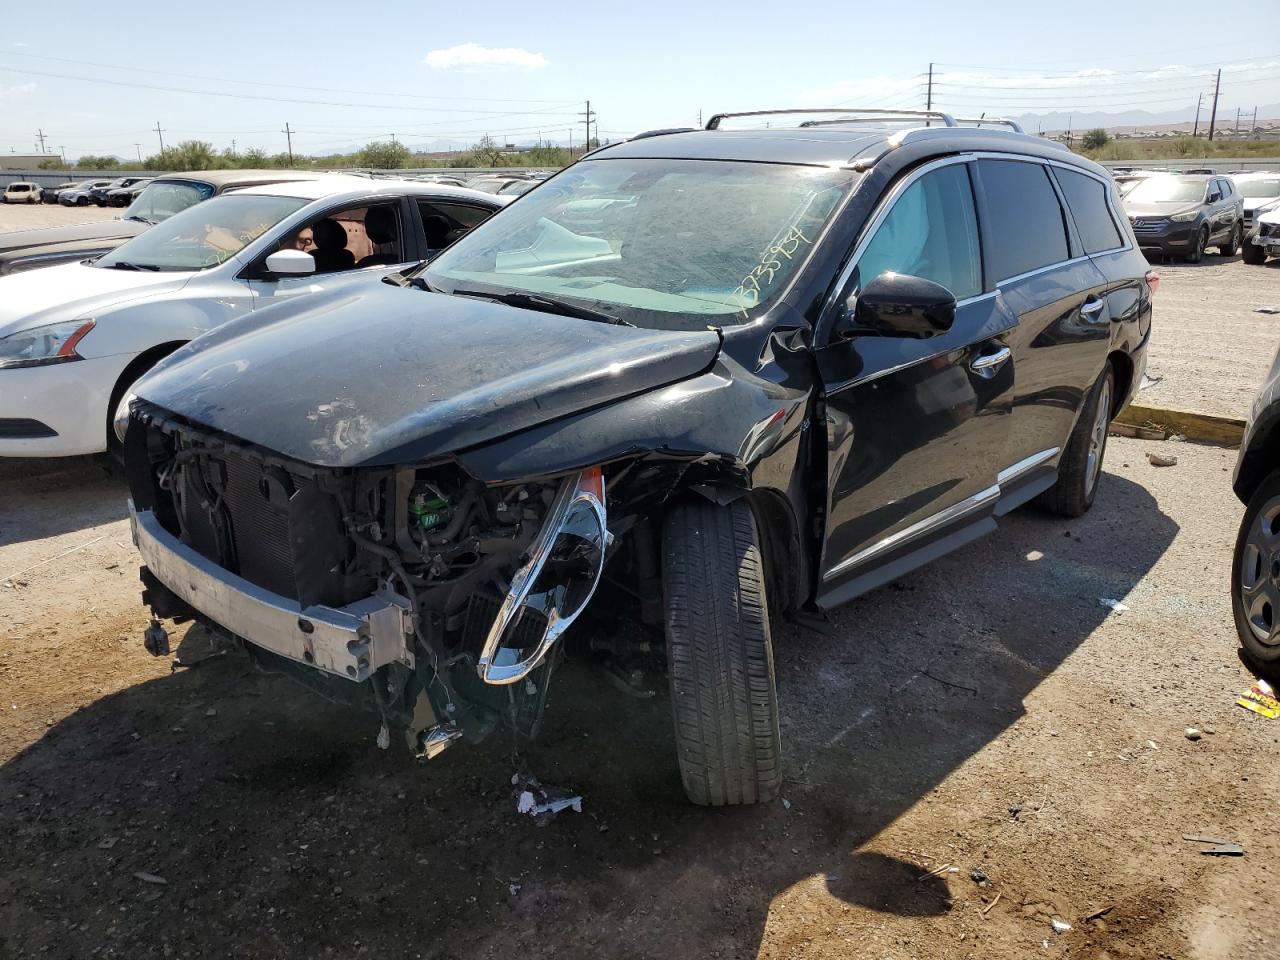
[0,260,193,337]
[0,217,145,255]
[1123,200,1202,219]
[1259,208,1280,227]
[135,283,723,467]
[1244,197,1280,216]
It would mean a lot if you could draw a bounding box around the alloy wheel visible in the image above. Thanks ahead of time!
[1240,497,1280,647]
[1084,377,1111,498]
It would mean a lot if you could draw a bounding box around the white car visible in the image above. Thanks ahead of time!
[58,180,114,206]
[1245,207,1280,265]
[0,176,506,456]
[2,182,41,204]
[1231,172,1280,232]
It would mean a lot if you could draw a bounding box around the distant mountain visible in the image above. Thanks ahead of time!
[1009,104,1280,135]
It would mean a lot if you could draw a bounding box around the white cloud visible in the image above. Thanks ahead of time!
[423,42,547,71]
[12,41,27,47]
[0,82,36,100]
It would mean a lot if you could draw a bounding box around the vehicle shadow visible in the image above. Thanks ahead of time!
[0,473,1176,959]
[0,455,127,546]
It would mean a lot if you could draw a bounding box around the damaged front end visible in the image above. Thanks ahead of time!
[125,404,611,757]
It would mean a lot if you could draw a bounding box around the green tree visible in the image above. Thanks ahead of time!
[1082,128,1110,151]
[467,135,505,168]
[1172,136,1205,158]
[355,140,411,169]
[75,155,118,170]
[38,157,68,170]
[241,147,269,167]
[146,140,219,172]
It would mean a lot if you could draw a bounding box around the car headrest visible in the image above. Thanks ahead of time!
[422,214,452,248]
[311,218,348,252]
[365,206,398,245]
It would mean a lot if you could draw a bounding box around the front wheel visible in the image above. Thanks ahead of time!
[1218,222,1242,256]
[1184,225,1208,263]
[1242,228,1266,265]
[1232,470,1280,675]
[662,498,782,806]
[1036,365,1114,518]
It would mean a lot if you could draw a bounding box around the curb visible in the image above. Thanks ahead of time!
[1112,403,1245,448]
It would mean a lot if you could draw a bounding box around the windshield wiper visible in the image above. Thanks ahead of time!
[382,270,435,292]
[104,261,160,272]
[123,215,155,225]
[450,288,633,326]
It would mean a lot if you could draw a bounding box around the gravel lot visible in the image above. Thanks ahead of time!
[0,202,122,232]
[1,439,1276,960]
[1141,254,1280,420]
[1,199,1279,960]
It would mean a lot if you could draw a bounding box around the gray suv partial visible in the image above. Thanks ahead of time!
[1122,174,1243,262]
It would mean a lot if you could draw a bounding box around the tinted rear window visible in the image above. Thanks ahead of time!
[977,159,1069,281]
[1055,168,1124,254]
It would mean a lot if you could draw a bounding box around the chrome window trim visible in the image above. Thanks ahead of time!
[821,150,1133,333]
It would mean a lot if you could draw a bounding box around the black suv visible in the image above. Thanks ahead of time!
[1121,173,1243,261]
[122,109,1154,806]
[1232,347,1280,675]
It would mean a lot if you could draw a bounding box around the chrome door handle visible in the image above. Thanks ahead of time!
[1080,298,1106,317]
[969,344,1011,377]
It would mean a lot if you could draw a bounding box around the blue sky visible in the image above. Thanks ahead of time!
[1,0,1277,160]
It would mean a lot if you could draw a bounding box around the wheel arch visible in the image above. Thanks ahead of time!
[1235,420,1280,504]
[105,341,187,443]
[1107,349,1134,419]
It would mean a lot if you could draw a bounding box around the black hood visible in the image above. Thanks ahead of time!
[135,283,723,468]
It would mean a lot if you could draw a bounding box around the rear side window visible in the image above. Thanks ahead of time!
[855,163,982,301]
[1055,168,1124,254]
[976,160,1069,281]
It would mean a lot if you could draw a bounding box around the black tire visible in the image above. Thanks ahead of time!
[1242,228,1266,265]
[1232,470,1280,676]
[1036,365,1115,518]
[1184,225,1208,263]
[76,196,87,206]
[1217,221,1241,256]
[662,497,781,806]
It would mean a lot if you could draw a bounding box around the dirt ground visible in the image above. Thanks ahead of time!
[1,437,1276,960]
[0,201,120,231]
[1140,254,1280,420]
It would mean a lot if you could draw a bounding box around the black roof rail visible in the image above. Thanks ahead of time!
[630,127,697,141]
[706,108,958,130]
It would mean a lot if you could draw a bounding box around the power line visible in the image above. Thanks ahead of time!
[0,50,577,104]
[0,65,581,120]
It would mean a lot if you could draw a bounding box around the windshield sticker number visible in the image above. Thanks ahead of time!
[731,225,812,319]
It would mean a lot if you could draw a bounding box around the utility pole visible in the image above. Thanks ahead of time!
[1207,68,1221,141]
[231,138,237,155]
[1252,106,1259,138]
[154,121,166,155]
[568,127,573,153]
[1067,114,1073,148]
[59,145,66,164]
[697,108,703,128]
[1234,109,1240,137]
[580,100,596,151]
[1193,93,1202,137]
[35,128,47,153]
[282,122,294,167]
[924,62,935,126]
[134,143,143,165]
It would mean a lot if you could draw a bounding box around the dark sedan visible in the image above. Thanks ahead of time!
[0,170,327,275]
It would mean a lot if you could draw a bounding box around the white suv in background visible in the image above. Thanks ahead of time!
[2,182,41,204]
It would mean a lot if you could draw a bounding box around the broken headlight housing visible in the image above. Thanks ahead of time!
[478,468,608,684]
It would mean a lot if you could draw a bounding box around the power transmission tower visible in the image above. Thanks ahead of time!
[282,122,294,167]
[154,122,166,154]
[1193,93,1202,136]
[1207,68,1221,141]
[580,100,596,151]
[35,128,47,153]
